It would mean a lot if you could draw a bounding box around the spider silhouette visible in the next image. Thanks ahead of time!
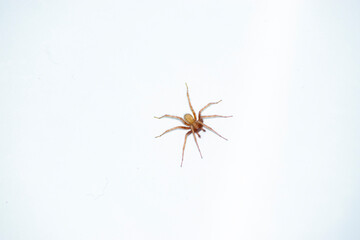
[155,83,232,167]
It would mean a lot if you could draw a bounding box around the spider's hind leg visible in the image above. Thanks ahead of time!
[155,126,190,138]
[201,115,233,119]
[154,114,188,125]
[185,83,197,120]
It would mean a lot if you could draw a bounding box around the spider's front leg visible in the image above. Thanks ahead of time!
[198,100,222,119]
[198,122,228,141]
[181,131,192,167]
[191,126,203,159]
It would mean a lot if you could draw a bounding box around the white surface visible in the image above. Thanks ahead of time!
[1,0,359,239]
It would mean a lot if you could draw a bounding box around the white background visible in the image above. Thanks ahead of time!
[1,0,359,239]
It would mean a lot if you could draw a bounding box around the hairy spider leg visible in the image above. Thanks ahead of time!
[185,83,197,120]
[191,126,203,158]
[154,114,188,125]
[181,131,192,167]
[198,100,222,119]
[155,126,190,138]
[198,122,228,141]
[201,115,233,119]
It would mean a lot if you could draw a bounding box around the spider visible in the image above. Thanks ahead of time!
[154,83,232,167]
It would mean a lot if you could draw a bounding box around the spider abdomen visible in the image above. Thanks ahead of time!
[184,113,195,124]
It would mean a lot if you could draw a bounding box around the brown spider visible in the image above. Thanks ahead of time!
[155,83,232,167]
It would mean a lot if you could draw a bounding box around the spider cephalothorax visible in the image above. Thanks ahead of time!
[155,83,232,167]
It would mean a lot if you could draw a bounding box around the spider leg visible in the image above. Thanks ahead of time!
[191,126,203,158]
[198,122,228,141]
[201,115,233,119]
[198,100,222,119]
[155,126,190,138]
[181,131,192,167]
[185,83,197,120]
[154,114,188,125]
[196,132,201,138]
